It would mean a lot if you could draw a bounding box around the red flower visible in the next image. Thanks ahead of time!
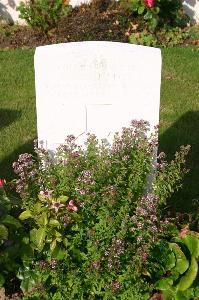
[67,200,78,212]
[0,179,5,188]
[144,0,155,8]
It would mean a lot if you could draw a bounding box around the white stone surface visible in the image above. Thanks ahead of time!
[183,0,199,23]
[70,0,90,7]
[0,0,26,25]
[35,42,161,151]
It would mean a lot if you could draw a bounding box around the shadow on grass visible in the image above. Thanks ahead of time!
[0,139,35,180]
[159,110,199,212]
[0,109,22,131]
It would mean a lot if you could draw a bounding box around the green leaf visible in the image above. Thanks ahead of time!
[55,230,62,239]
[149,18,158,31]
[177,257,198,291]
[2,215,22,228]
[195,286,199,297]
[34,202,43,214]
[0,224,8,239]
[155,278,173,290]
[63,238,69,248]
[71,224,79,232]
[182,233,199,258]
[50,239,57,252]
[153,6,160,14]
[49,219,60,227]
[30,228,46,252]
[169,243,189,274]
[22,236,30,244]
[176,289,195,300]
[19,210,32,220]
[37,213,48,226]
[138,6,145,14]
[129,34,137,44]
[51,246,66,260]
[166,251,176,270]
[162,289,176,300]
[38,194,49,202]
[20,276,36,293]
[21,244,34,263]
[0,274,5,287]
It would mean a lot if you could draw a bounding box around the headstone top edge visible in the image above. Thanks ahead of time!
[35,41,161,56]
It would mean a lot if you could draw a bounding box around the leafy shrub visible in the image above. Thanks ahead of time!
[129,27,190,47]
[155,229,199,299]
[120,0,189,32]
[0,179,23,288]
[129,31,158,46]
[17,0,71,35]
[11,120,191,298]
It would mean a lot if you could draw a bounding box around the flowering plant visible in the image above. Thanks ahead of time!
[144,0,155,8]
[0,179,5,188]
[13,120,190,298]
[120,0,185,32]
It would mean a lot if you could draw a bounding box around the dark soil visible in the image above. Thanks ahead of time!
[0,288,22,300]
[0,0,197,49]
[0,1,134,49]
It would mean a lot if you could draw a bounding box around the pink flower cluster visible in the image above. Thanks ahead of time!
[67,200,78,212]
[144,0,155,8]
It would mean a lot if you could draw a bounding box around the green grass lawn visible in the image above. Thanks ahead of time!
[0,46,199,212]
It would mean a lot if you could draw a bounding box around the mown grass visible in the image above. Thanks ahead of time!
[0,49,36,179]
[0,46,199,212]
[159,46,199,211]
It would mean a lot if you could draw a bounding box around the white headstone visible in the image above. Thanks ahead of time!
[34,41,162,151]
[183,0,199,23]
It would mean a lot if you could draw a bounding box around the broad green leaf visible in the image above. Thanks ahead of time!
[55,230,62,238]
[169,243,189,274]
[166,251,176,270]
[30,228,46,252]
[37,213,48,226]
[155,278,173,290]
[51,246,66,260]
[177,257,198,291]
[0,224,8,239]
[30,229,37,246]
[34,202,43,214]
[49,219,60,227]
[182,234,199,258]
[50,239,57,252]
[19,210,32,221]
[176,289,195,300]
[2,215,22,228]
[162,288,176,300]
